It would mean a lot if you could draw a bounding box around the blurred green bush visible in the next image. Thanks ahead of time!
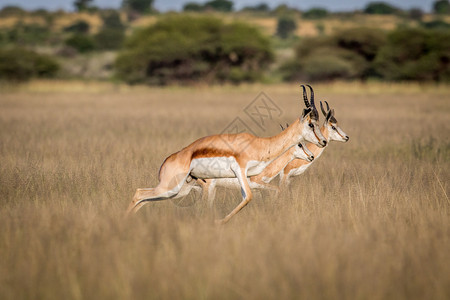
[276,15,297,39]
[115,15,273,84]
[0,47,59,82]
[375,28,450,81]
[64,20,90,34]
[95,10,125,50]
[364,2,400,15]
[65,34,96,53]
[302,8,328,19]
[281,27,386,81]
[281,26,449,82]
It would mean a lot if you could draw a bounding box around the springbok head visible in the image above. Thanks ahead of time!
[293,142,315,162]
[298,84,327,148]
[320,101,349,143]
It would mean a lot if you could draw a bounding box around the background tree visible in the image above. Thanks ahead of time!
[276,15,297,39]
[364,2,400,14]
[0,5,26,17]
[433,0,450,14]
[64,20,90,34]
[73,0,94,12]
[115,15,273,84]
[279,27,387,81]
[95,10,125,50]
[0,47,59,82]
[302,8,328,19]
[241,3,270,12]
[409,8,424,21]
[183,2,204,12]
[122,0,154,20]
[204,0,234,12]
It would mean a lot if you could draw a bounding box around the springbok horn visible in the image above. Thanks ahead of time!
[320,101,327,116]
[325,100,330,111]
[286,122,289,128]
[306,84,316,110]
[279,123,285,131]
[301,85,310,108]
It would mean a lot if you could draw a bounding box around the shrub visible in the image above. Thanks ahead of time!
[375,28,450,81]
[183,2,205,12]
[100,10,124,30]
[5,23,51,45]
[122,0,154,14]
[421,20,450,29]
[301,53,356,81]
[65,34,96,53]
[95,28,125,50]
[0,47,59,82]
[95,10,125,50]
[241,3,270,12]
[364,2,400,14]
[115,15,273,85]
[302,8,328,19]
[409,8,424,21]
[276,15,297,39]
[63,21,90,34]
[334,27,386,62]
[0,5,26,17]
[204,0,233,12]
[433,0,450,14]
[283,27,387,81]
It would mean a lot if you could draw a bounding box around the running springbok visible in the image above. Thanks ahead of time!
[126,85,327,224]
[197,87,349,204]
[278,99,349,192]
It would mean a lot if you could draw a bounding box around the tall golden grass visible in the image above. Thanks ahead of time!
[0,81,449,299]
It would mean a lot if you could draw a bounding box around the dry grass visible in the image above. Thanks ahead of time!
[0,81,449,300]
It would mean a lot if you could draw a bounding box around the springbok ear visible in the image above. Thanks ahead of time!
[320,101,327,117]
[301,107,312,120]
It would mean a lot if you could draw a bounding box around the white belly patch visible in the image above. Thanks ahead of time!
[246,160,271,176]
[190,157,237,179]
[289,164,311,177]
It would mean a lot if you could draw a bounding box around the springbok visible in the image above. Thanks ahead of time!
[126,85,327,224]
[278,99,349,192]
[197,87,349,205]
[196,140,315,207]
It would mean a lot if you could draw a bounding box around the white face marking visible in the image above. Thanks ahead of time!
[292,142,314,162]
[327,122,349,143]
[301,118,326,147]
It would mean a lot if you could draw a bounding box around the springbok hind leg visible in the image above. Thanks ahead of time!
[216,166,252,225]
[125,171,190,216]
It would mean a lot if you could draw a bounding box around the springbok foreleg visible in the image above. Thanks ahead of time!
[216,165,253,225]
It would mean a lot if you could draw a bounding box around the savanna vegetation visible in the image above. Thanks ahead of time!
[0,81,449,299]
[0,0,449,84]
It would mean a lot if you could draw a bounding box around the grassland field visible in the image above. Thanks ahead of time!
[0,80,449,299]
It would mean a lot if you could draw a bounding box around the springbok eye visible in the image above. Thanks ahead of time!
[331,125,336,130]
[308,123,314,128]
[298,144,303,148]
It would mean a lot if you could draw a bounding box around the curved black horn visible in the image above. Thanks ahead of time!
[301,85,310,108]
[325,100,330,111]
[320,101,327,116]
[306,84,316,109]
[279,123,285,131]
